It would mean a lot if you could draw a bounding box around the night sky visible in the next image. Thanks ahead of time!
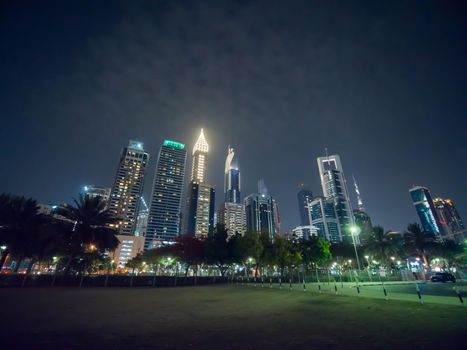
[1,0,466,233]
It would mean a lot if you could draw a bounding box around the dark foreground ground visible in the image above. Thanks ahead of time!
[1,285,466,349]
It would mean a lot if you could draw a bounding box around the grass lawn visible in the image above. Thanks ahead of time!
[1,285,466,349]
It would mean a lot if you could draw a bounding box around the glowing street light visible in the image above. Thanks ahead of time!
[349,225,361,270]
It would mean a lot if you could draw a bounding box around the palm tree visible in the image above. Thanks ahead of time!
[404,223,437,268]
[57,194,120,275]
[0,194,52,272]
[364,226,400,266]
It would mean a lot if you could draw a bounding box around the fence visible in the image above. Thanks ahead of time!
[0,274,228,288]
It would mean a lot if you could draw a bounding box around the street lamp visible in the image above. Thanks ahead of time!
[349,225,361,270]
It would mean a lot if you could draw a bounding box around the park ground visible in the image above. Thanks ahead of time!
[1,285,466,349]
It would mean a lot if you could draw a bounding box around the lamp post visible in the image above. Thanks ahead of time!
[350,225,361,270]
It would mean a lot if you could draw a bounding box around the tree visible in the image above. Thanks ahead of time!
[272,236,301,278]
[205,224,232,276]
[404,223,438,267]
[300,236,332,272]
[0,194,54,272]
[364,226,400,266]
[237,231,263,276]
[173,234,205,276]
[434,240,465,268]
[57,194,120,275]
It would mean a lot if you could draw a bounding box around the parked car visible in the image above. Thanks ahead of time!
[430,272,456,283]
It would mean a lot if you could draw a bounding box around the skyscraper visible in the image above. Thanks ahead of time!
[409,186,445,239]
[183,129,215,237]
[224,147,241,203]
[135,197,149,238]
[317,154,354,242]
[433,197,465,240]
[308,196,342,243]
[218,147,246,235]
[145,140,187,249]
[351,175,372,240]
[109,140,149,236]
[245,181,276,238]
[297,187,313,226]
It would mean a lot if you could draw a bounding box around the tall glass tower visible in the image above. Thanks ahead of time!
[109,140,149,235]
[317,154,354,242]
[145,140,187,249]
[224,147,241,203]
[409,186,444,239]
[183,129,215,237]
[218,147,246,235]
[297,187,313,226]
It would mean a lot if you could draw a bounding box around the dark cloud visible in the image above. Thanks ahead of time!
[1,0,466,232]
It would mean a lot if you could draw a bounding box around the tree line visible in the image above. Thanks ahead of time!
[0,192,465,277]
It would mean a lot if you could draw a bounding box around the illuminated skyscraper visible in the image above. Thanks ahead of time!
[433,197,465,240]
[308,196,342,243]
[183,129,215,237]
[297,187,313,226]
[245,181,276,238]
[109,140,149,235]
[218,147,246,235]
[409,186,445,239]
[191,129,209,183]
[145,140,187,249]
[224,147,241,203]
[317,154,354,242]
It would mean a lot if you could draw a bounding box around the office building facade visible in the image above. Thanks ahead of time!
[109,141,149,235]
[183,129,215,237]
[308,196,342,243]
[146,140,187,249]
[317,154,354,242]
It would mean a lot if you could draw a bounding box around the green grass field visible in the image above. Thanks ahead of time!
[1,285,466,349]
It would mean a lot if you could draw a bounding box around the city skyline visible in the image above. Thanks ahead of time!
[1,1,466,233]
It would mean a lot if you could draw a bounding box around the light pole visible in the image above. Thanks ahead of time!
[350,225,361,270]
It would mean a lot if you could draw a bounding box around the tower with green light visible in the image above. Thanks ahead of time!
[145,139,187,249]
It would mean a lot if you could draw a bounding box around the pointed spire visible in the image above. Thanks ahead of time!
[353,174,365,211]
[193,128,209,155]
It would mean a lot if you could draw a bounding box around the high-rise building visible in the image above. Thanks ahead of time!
[272,198,281,234]
[297,187,313,226]
[145,140,187,249]
[352,175,365,212]
[109,141,149,236]
[83,185,111,206]
[317,154,354,242]
[135,197,149,238]
[108,235,145,269]
[217,202,246,236]
[245,191,275,238]
[224,147,241,204]
[409,186,445,239]
[433,197,465,240]
[183,129,215,237]
[218,147,246,235]
[308,196,342,243]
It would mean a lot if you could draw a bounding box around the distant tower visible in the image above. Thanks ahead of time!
[244,180,276,238]
[183,129,215,237]
[433,198,465,240]
[317,154,354,242]
[409,186,445,239]
[218,146,246,235]
[297,186,313,226]
[146,140,187,249]
[224,147,241,203]
[135,197,149,238]
[109,140,149,235]
[352,175,365,211]
[307,196,342,243]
